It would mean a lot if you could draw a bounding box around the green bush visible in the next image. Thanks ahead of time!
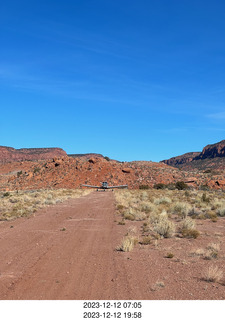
[154,183,166,189]
[3,192,10,197]
[175,181,189,190]
[139,185,149,190]
[17,170,23,177]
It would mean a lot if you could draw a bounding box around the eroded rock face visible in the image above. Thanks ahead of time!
[0,146,67,162]
[194,140,225,160]
[161,152,200,167]
[161,140,225,171]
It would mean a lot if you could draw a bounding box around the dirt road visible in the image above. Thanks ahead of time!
[0,192,144,299]
[1,191,225,300]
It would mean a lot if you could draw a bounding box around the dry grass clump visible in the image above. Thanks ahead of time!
[0,188,91,220]
[154,197,172,205]
[122,208,146,221]
[140,202,155,214]
[171,202,191,218]
[217,206,225,217]
[139,235,152,245]
[152,211,175,238]
[189,248,205,257]
[181,217,196,230]
[190,243,220,260]
[117,235,138,252]
[180,217,200,238]
[204,243,220,260]
[203,265,223,283]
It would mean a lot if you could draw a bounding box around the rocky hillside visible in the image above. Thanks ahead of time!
[69,153,106,160]
[194,140,225,160]
[0,156,202,191]
[162,152,200,167]
[161,140,225,171]
[0,146,67,162]
[1,155,225,191]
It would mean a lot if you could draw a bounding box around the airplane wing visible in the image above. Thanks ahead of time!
[108,185,128,189]
[81,184,100,188]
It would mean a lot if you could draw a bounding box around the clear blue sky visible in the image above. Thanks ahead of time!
[0,0,225,162]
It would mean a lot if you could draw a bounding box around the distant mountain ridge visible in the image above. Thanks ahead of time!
[161,140,225,170]
[194,140,225,160]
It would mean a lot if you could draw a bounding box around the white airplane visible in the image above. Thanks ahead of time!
[81,181,128,191]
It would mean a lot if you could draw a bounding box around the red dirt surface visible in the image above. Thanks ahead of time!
[0,192,224,300]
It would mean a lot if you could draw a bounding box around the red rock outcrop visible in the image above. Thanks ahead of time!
[193,140,225,160]
[161,152,200,167]
[161,140,225,171]
[0,156,195,191]
[0,146,67,163]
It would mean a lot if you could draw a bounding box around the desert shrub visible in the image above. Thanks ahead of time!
[182,229,200,239]
[188,207,204,218]
[205,211,217,220]
[17,170,23,177]
[181,217,196,231]
[117,235,138,252]
[165,252,174,258]
[202,193,210,203]
[117,204,125,211]
[217,206,225,217]
[171,202,191,218]
[175,181,189,190]
[139,185,149,190]
[152,213,175,238]
[154,183,166,190]
[139,236,152,245]
[122,208,146,221]
[204,243,220,260]
[3,192,10,197]
[154,197,172,205]
[204,169,212,174]
[203,266,223,283]
[122,210,135,221]
[140,202,155,213]
[184,190,190,197]
[166,183,176,190]
[148,211,161,224]
[104,156,110,161]
[199,184,210,191]
[33,167,40,173]
[139,191,149,201]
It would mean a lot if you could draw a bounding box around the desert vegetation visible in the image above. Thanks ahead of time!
[115,188,225,293]
[0,188,91,220]
[114,187,225,249]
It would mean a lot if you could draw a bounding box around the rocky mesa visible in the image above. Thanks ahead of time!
[0,146,67,162]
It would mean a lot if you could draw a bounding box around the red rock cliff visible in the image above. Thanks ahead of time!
[0,146,67,162]
[194,140,225,160]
